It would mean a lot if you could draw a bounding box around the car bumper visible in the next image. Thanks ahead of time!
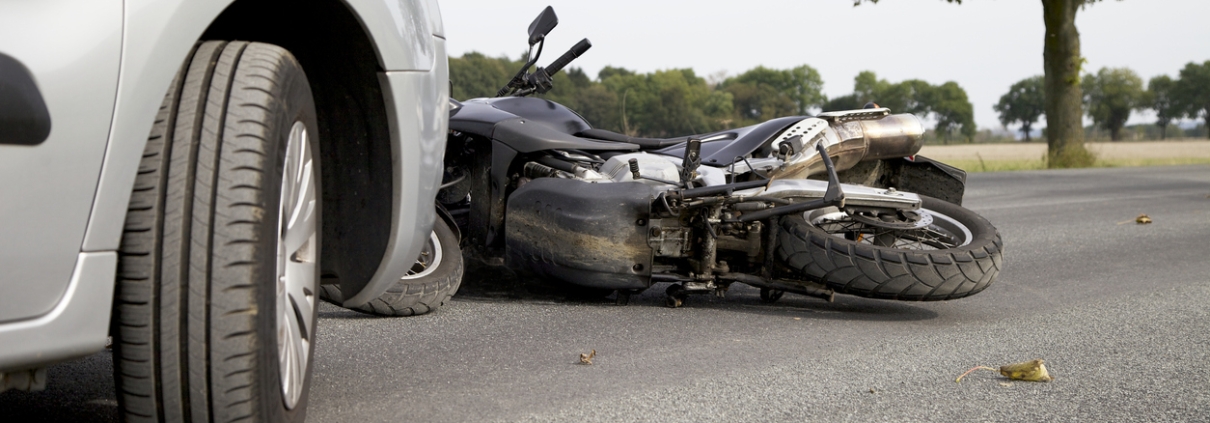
[0,252,115,371]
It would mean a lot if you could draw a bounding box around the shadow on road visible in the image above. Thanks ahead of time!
[0,351,118,423]
[449,261,939,323]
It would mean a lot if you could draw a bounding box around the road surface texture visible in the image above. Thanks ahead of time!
[4,165,1208,422]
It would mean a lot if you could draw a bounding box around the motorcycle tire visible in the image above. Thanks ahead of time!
[319,218,463,316]
[776,195,1003,301]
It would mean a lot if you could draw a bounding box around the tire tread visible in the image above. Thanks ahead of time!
[777,196,1003,301]
[114,40,316,423]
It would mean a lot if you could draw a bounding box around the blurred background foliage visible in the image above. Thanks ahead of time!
[450,53,1210,144]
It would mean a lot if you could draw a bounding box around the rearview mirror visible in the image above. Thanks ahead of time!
[527,6,558,46]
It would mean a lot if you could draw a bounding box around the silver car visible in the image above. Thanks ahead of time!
[0,0,450,420]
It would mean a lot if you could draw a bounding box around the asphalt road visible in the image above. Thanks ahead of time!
[5,165,1208,422]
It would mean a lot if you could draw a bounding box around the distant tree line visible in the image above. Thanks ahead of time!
[823,71,976,143]
[996,60,1210,141]
[450,53,978,142]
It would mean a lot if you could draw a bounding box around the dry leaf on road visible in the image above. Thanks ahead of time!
[579,350,596,365]
[956,359,1053,383]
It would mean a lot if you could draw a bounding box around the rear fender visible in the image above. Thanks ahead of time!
[832,156,967,206]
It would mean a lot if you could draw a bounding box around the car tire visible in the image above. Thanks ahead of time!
[318,218,463,316]
[113,40,321,423]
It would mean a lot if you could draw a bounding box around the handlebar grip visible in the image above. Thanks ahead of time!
[544,38,592,77]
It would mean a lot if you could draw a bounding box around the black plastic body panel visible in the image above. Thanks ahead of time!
[493,117,638,153]
[831,155,968,206]
[893,155,967,205]
[654,116,804,167]
[450,97,589,136]
[450,97,636,153]
[0,53,52,146]
[505,178,655,290]
[489,97,591,134]
[447,98,518,136]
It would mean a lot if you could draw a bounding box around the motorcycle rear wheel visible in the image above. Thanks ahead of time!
[776,195,1003,301]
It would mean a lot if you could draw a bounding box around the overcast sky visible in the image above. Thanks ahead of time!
[439,0,1210,131]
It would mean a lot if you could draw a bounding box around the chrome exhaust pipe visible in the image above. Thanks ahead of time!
[771,113,925,180]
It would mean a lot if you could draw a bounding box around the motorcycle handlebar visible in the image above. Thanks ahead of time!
[544,38,591,77]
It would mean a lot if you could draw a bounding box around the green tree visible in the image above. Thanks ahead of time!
[599,68,650,135]
[721,81,797,125]
[850,71,930,114]
[928,81,978,142]
[994,76,1046,141]
[821,94,863,112]
[857,0,1118,167]
[598,66,635,80]
[448,52,524,99]
[544,67,620,130]
[838,71,976,142]
[1146,75,1180,139]
[853,71,889,104]
[1175,60,1210,139]
[601,68,732,137]
[723,65,825,115]
[718,65,825,126]
[1082,67,1145,141]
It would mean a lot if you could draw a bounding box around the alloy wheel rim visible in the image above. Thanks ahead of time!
[277,121,317,409]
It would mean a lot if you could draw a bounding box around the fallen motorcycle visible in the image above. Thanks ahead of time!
[439,6,1003,307]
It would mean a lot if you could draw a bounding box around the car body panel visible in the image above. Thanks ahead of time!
[1,0,448,370]
[0,0,122,323]
[344,0,437,72]
[81,0,446,305]
[80,0,239,254]
[0,252,116,370]
[348,36,449,306]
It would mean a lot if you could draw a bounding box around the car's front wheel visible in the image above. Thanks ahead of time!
[113,40,320,423]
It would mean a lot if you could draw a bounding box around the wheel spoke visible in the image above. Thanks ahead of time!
[283,143,315,254]
[285,260,315,337]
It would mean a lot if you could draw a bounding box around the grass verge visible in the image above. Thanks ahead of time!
[945,157,1210,173]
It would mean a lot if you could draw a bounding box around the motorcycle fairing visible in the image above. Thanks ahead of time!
[653,116,806,167]
[451,97,640,153]
[489,96,591,134]
[505,177,655,290]
[452,97,804,164]
[493,118,638,153]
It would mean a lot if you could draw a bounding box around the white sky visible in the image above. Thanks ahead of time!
[439,0,1210,131]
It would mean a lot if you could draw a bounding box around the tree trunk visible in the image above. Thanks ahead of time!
[1042,0,1094,166]
[1022,123,1033,142]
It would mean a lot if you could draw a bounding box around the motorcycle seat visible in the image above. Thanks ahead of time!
[575,128,689,150]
